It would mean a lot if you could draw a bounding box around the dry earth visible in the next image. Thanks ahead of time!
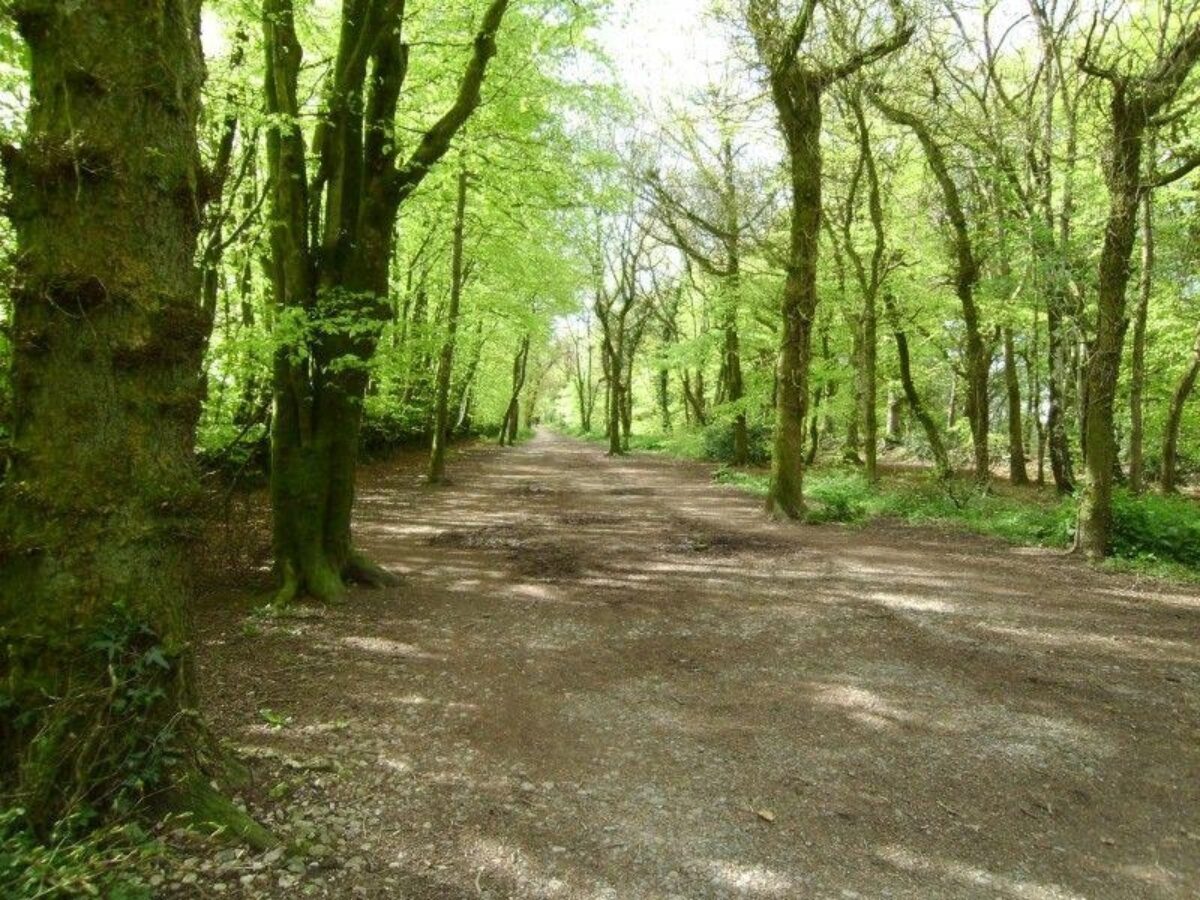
[163,430,1200,899]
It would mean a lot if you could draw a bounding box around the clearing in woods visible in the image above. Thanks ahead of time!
[185,431,1200,899]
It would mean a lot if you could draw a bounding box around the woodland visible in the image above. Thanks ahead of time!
[0,0,1199,897]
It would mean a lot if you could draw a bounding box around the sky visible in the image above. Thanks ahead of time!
[592,0,740,110]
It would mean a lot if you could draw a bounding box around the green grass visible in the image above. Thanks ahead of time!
[712,464,1199,577]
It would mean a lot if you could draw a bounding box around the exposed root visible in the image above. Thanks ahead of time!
[169,773,278,851]
[343,551,401,588]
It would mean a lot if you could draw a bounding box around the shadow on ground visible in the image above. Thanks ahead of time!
[184,430,1200,899]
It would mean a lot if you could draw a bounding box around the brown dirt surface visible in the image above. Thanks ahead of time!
[165,430,1200,899]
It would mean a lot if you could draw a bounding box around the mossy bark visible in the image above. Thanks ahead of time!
[262,0,509,602]
[766,78,821,519]
[0,0,208,827]
[1076,24,1200,557]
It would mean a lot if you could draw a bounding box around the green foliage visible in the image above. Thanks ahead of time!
[804,470,873,524]
[3,604,188,837]
[701,421,772,465]
[712,456,1198,575]
[1110,490,1200,568]
[0,808,153,899]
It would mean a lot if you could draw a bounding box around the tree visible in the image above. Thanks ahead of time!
[262,0,512,602]
[594,213,652,456]
[746,0,912,517]
[872,92,992,485]
[645,86,775,465]
[1074,12,1200,557]
[0,0,215,829]
[428,165,470,483]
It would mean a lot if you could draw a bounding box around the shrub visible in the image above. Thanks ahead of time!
[701,421,772,465]
[1110,490,1200,568]
[805,470,872,523]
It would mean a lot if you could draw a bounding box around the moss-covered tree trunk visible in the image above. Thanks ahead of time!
[767,79,821,518]
[873,95,990,485]
[1076,23,1200,556]
[1128,186,1153,493]
[0,0,208,827]
[1003,327,1029,485]
[883,291,953,480]
[262,0,509,602]
[749,0,910,516]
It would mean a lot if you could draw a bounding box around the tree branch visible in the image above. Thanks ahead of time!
[388,0,511,205]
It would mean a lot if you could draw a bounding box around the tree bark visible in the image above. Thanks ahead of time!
[748,0,911,517]
[883,292,953,479]
[428,167,469,483]
[262,0,509,601]
[1076,23,1200,557]
[499,336,530,446]
[1003,327,1029,485]
[0,0,209,827]
[873,95,990,484]
[1128,185,1153,493]
[1160,325,1200,493]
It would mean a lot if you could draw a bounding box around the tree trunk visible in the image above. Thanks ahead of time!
[1073,15,1200,554]
[767,81,822,519]
[1160,325,1200,493]
[0,0,210,827]
[884,292,952,479]
[886,387,903,446]
[262,0,509,603]
[873,96,989,484]
[1128,186,1153,493]
[499,336,530,446]
[1003,327,1029,485]
[428,168,469,483]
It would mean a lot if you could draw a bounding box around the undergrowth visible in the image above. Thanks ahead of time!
[0,810,154,899]
[712,466,1199,576]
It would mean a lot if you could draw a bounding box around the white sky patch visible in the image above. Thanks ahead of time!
[594,0,738,110]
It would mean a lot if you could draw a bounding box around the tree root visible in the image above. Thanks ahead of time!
[168,773,278,851]
[343,551,401,588]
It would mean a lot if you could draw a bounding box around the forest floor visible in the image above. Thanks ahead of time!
[165,430,1200,899]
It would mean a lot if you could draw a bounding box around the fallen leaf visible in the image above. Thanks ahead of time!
[757,809,775,823]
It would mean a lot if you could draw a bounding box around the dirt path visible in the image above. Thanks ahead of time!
[180,431,1200,899]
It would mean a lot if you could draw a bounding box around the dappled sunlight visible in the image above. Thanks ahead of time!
[866,590,958,614]
[875,845,1088,899]
[702,859,796,895]
[810,683,915,731]
[341,635,445,660]
[974,623,1200,664]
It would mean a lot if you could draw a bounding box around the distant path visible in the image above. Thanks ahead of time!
[192,430,1200,899]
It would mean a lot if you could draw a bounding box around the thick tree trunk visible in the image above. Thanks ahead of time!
[767,82,822,519]
[1077,115,1142,557]
[0,0,209,827]
[1071,10,1200,554]
[262,0,508,600]
[1128,187,1153,493]
[428,169,469,483]
[1160,326,1200,493]
[1003,327,1029,485]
